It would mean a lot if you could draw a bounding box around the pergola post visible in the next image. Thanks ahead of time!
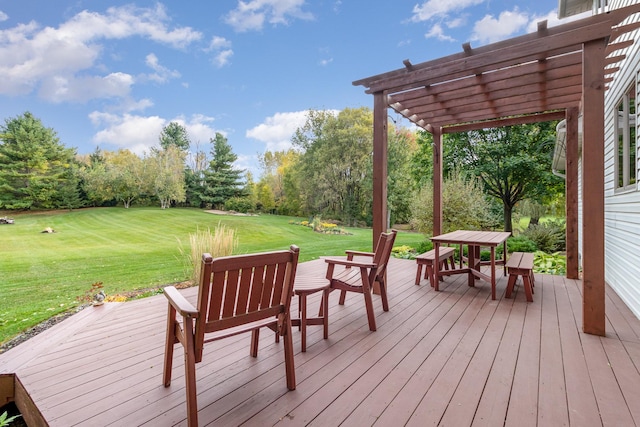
[581,39,606,336]
[432,126,443,236]
[565,107,580,280]
[372,91,388,249]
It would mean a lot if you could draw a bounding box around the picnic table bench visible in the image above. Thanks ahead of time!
[415,247,456,287]
[505,251,535,302]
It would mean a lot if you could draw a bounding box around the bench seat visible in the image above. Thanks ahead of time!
[505,251,535,302]
[415,247,456,287]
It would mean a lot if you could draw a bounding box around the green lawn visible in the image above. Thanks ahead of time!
[0,207,424,345]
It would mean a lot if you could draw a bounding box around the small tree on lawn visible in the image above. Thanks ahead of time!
[148,145,186,208]
[201,132,245,209]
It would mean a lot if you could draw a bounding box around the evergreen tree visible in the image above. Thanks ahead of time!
[0,112,76,209]
[202,133,245,209]
[55,160,85,210]
[184,147,208,207]
[159,122,190,151]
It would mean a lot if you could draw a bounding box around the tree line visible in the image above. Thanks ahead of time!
[0,109,564,232]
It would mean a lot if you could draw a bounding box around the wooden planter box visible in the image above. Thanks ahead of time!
[1,374,46,427]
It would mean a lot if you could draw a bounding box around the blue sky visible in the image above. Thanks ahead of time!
[0,1,588,175]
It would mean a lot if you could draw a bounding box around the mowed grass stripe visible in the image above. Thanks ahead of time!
[0,207,423,345]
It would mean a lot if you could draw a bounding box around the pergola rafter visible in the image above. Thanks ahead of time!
[354,3,640,336]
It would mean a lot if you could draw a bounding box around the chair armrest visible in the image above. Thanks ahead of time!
[164,286,198,318]
[345,250,375,258]
[324,257,376,269]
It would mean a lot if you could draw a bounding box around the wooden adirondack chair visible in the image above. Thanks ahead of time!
[163,245,299,427]
[324,230,397,331]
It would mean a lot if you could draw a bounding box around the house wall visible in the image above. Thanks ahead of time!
[602,0,640,319]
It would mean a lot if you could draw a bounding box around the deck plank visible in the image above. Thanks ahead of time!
[1,258,639,426]
[536,274,569,426]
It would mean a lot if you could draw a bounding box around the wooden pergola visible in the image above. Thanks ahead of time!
[354,3,640,335]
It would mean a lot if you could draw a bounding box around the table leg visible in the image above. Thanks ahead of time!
[490,246,496,300]
[503,240,507,276]
[467,244,475,287]
[434,242,440,291]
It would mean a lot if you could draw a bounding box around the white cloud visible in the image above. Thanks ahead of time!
[0,4,201,100]
[214,49,234,68]
[471,8,529,44]
[319,57,333,66]
[0,11,8,22]
[90,112,166,155]
[246,111,310,151]
[122,97,154,113]
[60,5,201,49]
[142,53,181,83]
[447,16,466,29]
[425,23,456,42]
[209,35,232,50]
[207,36,234,67]
[176,114,218,145]
[225,0,314,32]
[39,72,134,103]
[411,0,484,22]
[89,112,219,155]
[526,9,592,33]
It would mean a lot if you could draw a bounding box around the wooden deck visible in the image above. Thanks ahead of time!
[1,258,640,426]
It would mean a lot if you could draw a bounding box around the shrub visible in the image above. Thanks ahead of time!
[507,234,537,253]
[415,239,433,253]
[410,168,494,234]
[291,216,350,234]
[178,223,238,284]
[392,245,417,259]
[473,246,504,261]
[224,197,254,213]
[534,251,566,275]
[523,219,565,252]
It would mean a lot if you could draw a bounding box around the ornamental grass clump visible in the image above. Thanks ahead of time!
[178,223,238,285]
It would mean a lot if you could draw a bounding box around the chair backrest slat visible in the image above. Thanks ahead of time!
[208,269,226,322]
[260,263,278,308]
[221,269,240,318]
[271,261,287,305]
[235,267,254,315]
[248,265,266,312]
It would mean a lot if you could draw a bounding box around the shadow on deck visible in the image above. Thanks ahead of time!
[1,258,639,426]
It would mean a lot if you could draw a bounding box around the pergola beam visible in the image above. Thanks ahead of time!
[442,111,567,134]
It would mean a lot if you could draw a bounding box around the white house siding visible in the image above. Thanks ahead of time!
[602,0,640,319]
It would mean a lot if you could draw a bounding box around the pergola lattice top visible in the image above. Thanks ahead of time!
[353,4,640,133]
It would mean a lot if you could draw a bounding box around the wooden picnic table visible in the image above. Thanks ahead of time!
[431,230,511,300]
